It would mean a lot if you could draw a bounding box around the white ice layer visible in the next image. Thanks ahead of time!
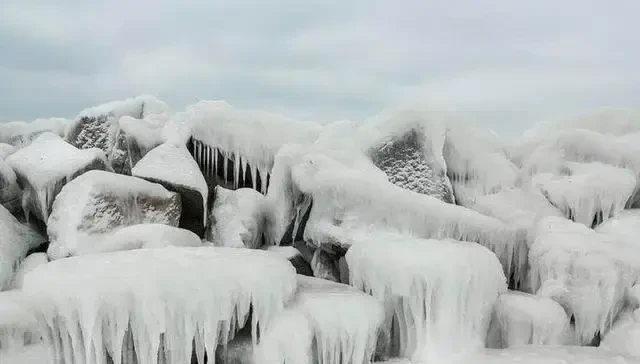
[529,217,640,344]
[255,275,384,364]
[21,247,297,364]
[77,95,169,121]
[532,162,636,226]
[118,115,167,151]
[7,253,48,290]
[0,118,69,146]
[346,233,506,362]
[6,133,107,221]
[486,291,571,348]
[601,309,640,358]
[0,144,16,159]
[595,209,640,246]
[468,346,635,364]
[132,143,208,223]
[207,187,265,249]
[0,291,40,352]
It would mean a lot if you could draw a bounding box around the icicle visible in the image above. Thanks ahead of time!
[251,164,257,191]
[212,147,218,182]
[223,153,229,184]
[260,165,268,194]
[194,140,200,166]
[241,157,247,188]
[234,151,241,189]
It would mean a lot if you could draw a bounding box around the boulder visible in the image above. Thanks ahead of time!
[0,205,46,290]
[111,114,170,174]
[132,143,208,236]
[0,160,20,214]
[0,118,69,149]
[206,187,265,248]
[46,170,181,260]
[6,133,109,223]
[310,248,340,283]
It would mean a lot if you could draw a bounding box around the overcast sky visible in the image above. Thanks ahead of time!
[1,0,638,135]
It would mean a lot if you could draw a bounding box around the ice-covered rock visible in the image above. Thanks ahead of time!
[110,114,170,174]
[6,133,109,222]
[601,309,640,358]
[6,253,48,290]
[0,144,16,159]
[346,232,506,362]
[264,246,313,276]
[67,95,169,171]
[132,143,208,236]
[0,118,69,149]
[468,346,634,364]
[310,249,340,282]
[486,291,571,348]
[46,170,181,260]
[0,205,46,290]
[22,247,297,364]
[255,275,385,364]
[0,291,40,353]
[596,209,640,247]
[0,159,20,213]
[206,186,265,249]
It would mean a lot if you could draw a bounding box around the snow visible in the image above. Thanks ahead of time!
[77,95,169,121]
[0,118,69,146]
[487,291,571,348]
[132,143,208,224]
[207,186,265,249]
[346,233,506,362]
[21,247,297,364]
[118,115,166,151]
[255,275,384,364]
[7,253,48,290]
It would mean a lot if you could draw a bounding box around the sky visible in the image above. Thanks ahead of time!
[1,0,638,136]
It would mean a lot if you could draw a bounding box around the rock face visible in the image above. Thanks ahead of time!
[369,129,454,203]
[132,143,208,236]
[206,187,265,248]
[264,246,313,276]
[6,133,109,223]
[0,205,46,290]
[46,170,181,260]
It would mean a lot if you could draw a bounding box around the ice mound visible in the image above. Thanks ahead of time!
[0,205,46,290]
[133,143,208,235]
[46,170,181,260]
[532,162,636,227]
[6,133,110,222]
[346,233,506,362]
[487,291,571,348]
[21,247,297,364]
[0,118,69,149]
[529,217,640,344]
[206,186,265,249]
[7,253,48,290]
[255,275,384,364]
[468,346,634,364]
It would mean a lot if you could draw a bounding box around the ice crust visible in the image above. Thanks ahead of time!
[21,247,297,364]
[0,291,40,353]
[468,346,636,364]
[0,118,69,147]
[346,233,506,362]
[206,186,265,249]
[255,275,384,364]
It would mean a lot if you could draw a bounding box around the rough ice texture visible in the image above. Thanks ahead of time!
[532,162,636,227]
[0,205,46,290]
[346,233,506,362]
[67,95,170,172]
[7,253,48,290]
[110,114,170,174]
[21,247,297,364]
[0,291,41,353]
[486,291,571,348]
[6,133,110,222]
[132,143,208,234]
[46,170,181,260]
[264,246,313,277]
[255,275,384,364]
[469,346,635,364]
[0,144,16,159]
[529,217,640,345]
[0,159,21,212]
[206,186,265,249]
[0,118,69,149]
[595,209,640,246]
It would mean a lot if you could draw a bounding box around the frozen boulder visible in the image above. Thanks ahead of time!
[0,144,15,159]
[216,330,254,364]
[46,170,181,260]
[66,95,169,171]
[0,205,46,290]
[486,291,571,348]
[601,309,640,358]
[310,248,340,282]
[6,253,48,290]
[368,129,454,203]
[0,291,40,353]
[6,133,109,223]
[206,186,265,249]
[264,246,313,276]
[0,160,20,213]
[111,114,171,174]
[0,118,69,149]
[132,143,208,236]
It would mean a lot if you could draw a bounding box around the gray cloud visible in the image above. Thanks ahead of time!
[1,0,638,135]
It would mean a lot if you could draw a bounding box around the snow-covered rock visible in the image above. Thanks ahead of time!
[487,291,571,348]
[6,253,48,290]
[0,205,46,290]
[264,246,313,276]
[6,133,109,222]
[206,186,265,248]
[595,209,640,247]
[46,170,181,260]
[469,346,634,364]
[0,159,20,213]
[601,309,640,358]
[110,114,170,174]
[255,275,385,364]
[0,291,41,357]
[346,232,506,362]
[0,144,16,159]
[21,247,297,364]
[132,143,208,236]
[0,118,69,149]
[311,248,340,282]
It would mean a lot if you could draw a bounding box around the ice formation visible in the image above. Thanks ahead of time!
[111,114,171,174]
[486,291,571,348]
[255,275,384,364]
[469,346,634,364]
[21,247,297,364]
[600,308,640,358]
[6,133,109,222]
[0,143,16,159]
[46,170,181,260]
[595,209,640,245]
[0,291,40,353]
[206,186,265,249]
[0,118,69,148]
[346,233,506,362]
[7,253,48,290]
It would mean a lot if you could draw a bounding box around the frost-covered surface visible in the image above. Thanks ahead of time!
[47,170,181,260]
[7,253,48,290]
[111,114,171,174]
[133,143,208,231]
[0,118,69,148]
[0,144,16,159]
[529,217,640,344]
[346,233,506,362]
[255,275,384,364]
[0,291,40,353]
[595,209,640,246]
[467,346,635,364]
[6,133,109,222]
[206,186,265,249]
[0,159,20,210]
[22,247,297,364]
[532,162,636,227]
[601,309,640,358]
[487,291,571,348]
[0,205,46,290]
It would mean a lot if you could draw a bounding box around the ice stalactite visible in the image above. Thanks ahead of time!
[21,247,297,364]
[346,232,506,362]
